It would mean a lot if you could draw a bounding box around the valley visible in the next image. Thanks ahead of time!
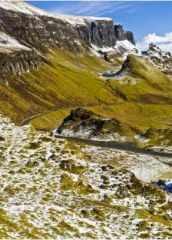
[0,0,172,239]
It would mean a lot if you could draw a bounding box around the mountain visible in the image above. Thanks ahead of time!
[142,43,172,74]
[0,1,136,62]
[0,1,172,239]
[0,0,138,122]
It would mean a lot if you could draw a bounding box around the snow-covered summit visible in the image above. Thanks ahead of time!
[0,0,48,16]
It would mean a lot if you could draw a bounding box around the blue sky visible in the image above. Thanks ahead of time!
[28,1,172,51]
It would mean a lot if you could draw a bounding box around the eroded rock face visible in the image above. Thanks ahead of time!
[114,24,136,45]
[125,31,135,45]
[0,2,135,75]
[0,6,116,75]
[0,50,42,75]
[114,24,126,41]
[90,20,116,47]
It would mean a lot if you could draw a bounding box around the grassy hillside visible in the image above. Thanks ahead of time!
[1,51,172,139]
[109,55,172,103]
[0,49,120,123]
[30,103,172,131]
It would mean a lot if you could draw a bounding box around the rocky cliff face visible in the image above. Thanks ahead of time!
[114,24,126,41]
[0,1,136,75]
[125,31,135,45]
[90,20,116,47]
[114,24,135,45]
[0,50,42,76]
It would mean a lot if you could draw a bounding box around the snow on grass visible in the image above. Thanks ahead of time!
[0,114,171,238]
[91,43,116,53]
[91,40,139,58]
[83,144,172,182]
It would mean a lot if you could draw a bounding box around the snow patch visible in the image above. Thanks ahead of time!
[0,0,48,16]
[115,40,138,55]
[0,31,30,51]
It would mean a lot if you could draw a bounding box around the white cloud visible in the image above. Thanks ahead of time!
[49,2,136,18]
[137,32,172,53]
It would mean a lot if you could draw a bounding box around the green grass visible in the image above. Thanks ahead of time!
[1,51,172,142]
[0,49,119,123]
[108,55,172,103]
[31,103,172,133]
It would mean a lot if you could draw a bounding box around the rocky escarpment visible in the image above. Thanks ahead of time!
[114,24,135,45]
[125,31,135,45]
[55,108,172,146]
[0,1,136,75]
[56,108,121,139]
[90,20,116,47]
[0,49,42,76]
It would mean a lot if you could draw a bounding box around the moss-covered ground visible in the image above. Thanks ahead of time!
[0,49,120,123]
[18,53,171,146]
[1,115,172,239]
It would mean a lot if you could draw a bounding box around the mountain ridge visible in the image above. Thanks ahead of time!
[0,0,136,75]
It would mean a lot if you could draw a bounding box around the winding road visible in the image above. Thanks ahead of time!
[21,104,172,160]
[56,135,172,159]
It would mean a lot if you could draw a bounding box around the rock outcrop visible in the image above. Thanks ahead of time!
[56,108,132,142]
[125,31,135,45]
[114,24,135,45]
[90,20,116,47]
[0,50,42,75]
[142,43,172,74]
[114,24,126,42]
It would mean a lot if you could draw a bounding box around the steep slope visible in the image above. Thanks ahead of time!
[0,0,138,124]
[0,49,121,123]
[29,54,172,147]
[1,2,172,239]
[113,54,172,103]
[0,0,136,73]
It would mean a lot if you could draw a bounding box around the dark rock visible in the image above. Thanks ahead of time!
[114,24,135,45]
[56,108,122,139]
[0,6,116,74]
[0,136,5,141]
[59,159,86,174]
[90,20,116,47]
[114,24,126,41]
[125,31,135,45]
